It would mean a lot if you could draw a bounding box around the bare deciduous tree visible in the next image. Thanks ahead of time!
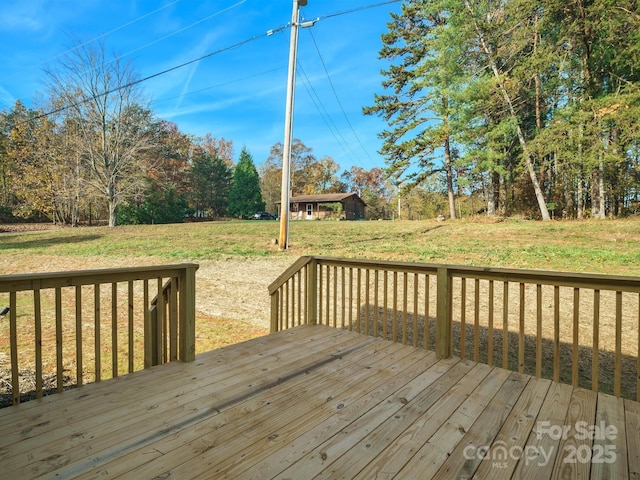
[45,41,152,227]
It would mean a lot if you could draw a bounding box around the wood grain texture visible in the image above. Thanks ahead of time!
[0,325,636,479]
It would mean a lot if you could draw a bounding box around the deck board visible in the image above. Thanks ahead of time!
[2,326,360,477]
[510,381,573,479]
[0,324,637,479]
[626,399,640,480]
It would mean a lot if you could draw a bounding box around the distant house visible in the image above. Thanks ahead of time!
[278,193,366,220]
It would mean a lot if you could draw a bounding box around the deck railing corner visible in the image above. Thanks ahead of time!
[2,263,199,406]
[269,255,640,400]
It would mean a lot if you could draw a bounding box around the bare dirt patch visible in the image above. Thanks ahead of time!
[195,256,296,329]
[4,252,294,329]
[0,223,292,330]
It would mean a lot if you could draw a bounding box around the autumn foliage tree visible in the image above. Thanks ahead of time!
[188,147,232,219]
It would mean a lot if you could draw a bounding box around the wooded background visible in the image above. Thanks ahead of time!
[1,0,639,225]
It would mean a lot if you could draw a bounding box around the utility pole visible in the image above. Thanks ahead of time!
[278,0,308,250]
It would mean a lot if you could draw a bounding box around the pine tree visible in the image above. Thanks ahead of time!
[364,1,464,219]
[228,147,265,218]
[189,148,232,218]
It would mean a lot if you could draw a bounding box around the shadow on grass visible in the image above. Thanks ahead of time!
[0,234,103,250]
[348,306,638,401]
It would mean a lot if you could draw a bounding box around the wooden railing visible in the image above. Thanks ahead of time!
[0,263,198,406]
[269,256,640,400]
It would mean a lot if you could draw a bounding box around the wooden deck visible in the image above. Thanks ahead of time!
[0,325,638,479]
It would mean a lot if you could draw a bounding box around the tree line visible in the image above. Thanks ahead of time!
[0,42,265,227]
[0,95,269,226]
[8,0,632,225]
[366,0,640,220]
[0,41,396,226]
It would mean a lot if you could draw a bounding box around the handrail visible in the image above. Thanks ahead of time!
[1,263,198,406]
[0,264,198,290]
[269,256,640,400]
[309,256,640,291]
[268,256,313,295]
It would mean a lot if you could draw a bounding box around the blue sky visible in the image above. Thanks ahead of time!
[0,0,402,173]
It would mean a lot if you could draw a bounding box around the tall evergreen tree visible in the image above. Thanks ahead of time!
[188,147,232,218]
[228,147,264,218]
[369,0,640,219]
[364,1,467,219]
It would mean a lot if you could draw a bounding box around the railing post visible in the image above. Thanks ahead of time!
[270,291,280,333]
[156,280,164,364]
[145,305,159,368]
[179,265,197,362]
[307,258,318,325]
[436,266,452,359]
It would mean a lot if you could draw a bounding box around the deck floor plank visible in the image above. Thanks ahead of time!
[0,325,636,480]
[1,337,335,466]
[624,398,640,480]
[2,327,362,478]
[0,325,328,424]
[171,343,441,480]
[226,347,441,480]
[0,324,344,440]
[271,356,466,480]
[551,387,598,479]
[85,339,417,480]
[591,392,628,480]
[200,344,432,480]
[429,371,531,479]
[317,362,493,480]
[472,377,551,479]
[391,366,513,479]
[510,381,574,479]
[350,362,494,480]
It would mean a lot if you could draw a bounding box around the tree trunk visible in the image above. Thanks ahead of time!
[533,10,543,132]
[108,183,118,227]
[487,171,500,216]
[108,202,117,227]
[577,126,584,219]
[464,0,551,221]
[444,134,457,219]
[577,174,584,219]
[598,158,606,218]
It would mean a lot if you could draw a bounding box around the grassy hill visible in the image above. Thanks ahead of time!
[2,217,639,276]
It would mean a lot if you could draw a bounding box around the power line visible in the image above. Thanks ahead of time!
[306,28,376,167]
[27,27,286,124]
[296,54,364,168]
[276,29,364,169]
[43,0,182,64]
[21,0,401,131]
[151,65,286,107]
[112,0,247,64]
[316,0,402,21]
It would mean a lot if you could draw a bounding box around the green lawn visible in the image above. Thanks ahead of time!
[2,217,639,275]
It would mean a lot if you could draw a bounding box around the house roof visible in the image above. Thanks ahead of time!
[286,193,365,204]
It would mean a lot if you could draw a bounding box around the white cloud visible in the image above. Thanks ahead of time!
[0,85,16,108]
[0,6,45,32]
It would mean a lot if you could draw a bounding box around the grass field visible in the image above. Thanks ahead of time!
[3,217,640,338]
[3,216,640,273]
[2,217,640,402]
